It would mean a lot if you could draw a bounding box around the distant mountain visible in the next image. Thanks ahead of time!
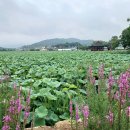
[21,38,94,50]
[0,47,4,50]
[0,47,15,51]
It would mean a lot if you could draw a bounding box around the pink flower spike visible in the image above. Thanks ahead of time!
[3,115,11,123]
[105,110,114,125]
[16,124,20,130]
[82,105,89,127]
[126,106,130,117]
[98,64,104,79]
[75,104,79,121]
[82,105,89,119]
[24,111,30,118]
[69,100,73,118]
[2,125,10,130]
[108,70,114,88]
[114,91,119,100]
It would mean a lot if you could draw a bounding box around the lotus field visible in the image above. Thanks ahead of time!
[0,51,130,130]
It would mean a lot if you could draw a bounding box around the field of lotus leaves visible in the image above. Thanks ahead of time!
[0,51,130,130]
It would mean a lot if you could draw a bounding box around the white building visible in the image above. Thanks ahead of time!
[58,47,77,51]
[115,44,124,50]
[40,47,47,51]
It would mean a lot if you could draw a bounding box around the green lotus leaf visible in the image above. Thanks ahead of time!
[35,106,48,118]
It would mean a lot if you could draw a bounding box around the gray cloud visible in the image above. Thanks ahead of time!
[0,0,130,48]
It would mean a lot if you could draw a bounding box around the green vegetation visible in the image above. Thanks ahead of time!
[0,51,130,129]
[0,47,15,51]
[108,19,130,50]
[120,26,130,48]
[108,36,119,49]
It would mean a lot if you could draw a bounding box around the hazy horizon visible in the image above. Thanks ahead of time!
[0,0,130,48]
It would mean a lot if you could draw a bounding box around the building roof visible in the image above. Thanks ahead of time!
[91,41,104,47]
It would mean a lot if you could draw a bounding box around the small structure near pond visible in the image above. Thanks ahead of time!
[90,41,106,51]
[115,44,124,50]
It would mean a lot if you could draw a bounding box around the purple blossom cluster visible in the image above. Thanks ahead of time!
[108,70,115,88]
[107,70,115,101]
[69,100,90,129]
[69,100,73,118]
[98,64,104,79]
[117,71,130,105]
[24,89,31,126]
[2,115,11,130]
[75,104,79,122]
[69,66,129,129]
[107,70,130,126]
[126,106,130,117]
[88,65,95,85]
[2,85,31,130]
[105,110,114,126]
[82,105,89,127]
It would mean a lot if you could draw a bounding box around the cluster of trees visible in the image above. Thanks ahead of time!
[0,47,15,51]
[76,18,130,50]
[108,18,130,49]
[53,42,90,50]
[91,40,108,46]
[53,42,81,49]
[29,48,40,51]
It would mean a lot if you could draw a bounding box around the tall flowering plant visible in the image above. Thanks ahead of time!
[98,64,105,93]
[98,64,104,80]
[69,98,73,130]
[88,66,95,85]
[72,66,130,130]
[82,105,89,128]
[107,70,115,102]
[2,85,31,130]
[116,71,130,130]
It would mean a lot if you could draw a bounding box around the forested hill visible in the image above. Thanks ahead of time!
[0,47,15,51]
[21,38,93,49]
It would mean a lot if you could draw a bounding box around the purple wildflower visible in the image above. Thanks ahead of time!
[107,70,115,101]
[3,115,11,123]
[8,106,15,114]
[16,124,20,130]
[126,106,130,117]
[23,89,31,128]
[15,98,22,113]
[106,110,114,125]
[114,91,119,100]
[108,70,114,87]
[82,105,89,127]
[75,104,79,121]
[82,105,89,118]
[2,125,10,130]
[88,66,95,85]
[69,100,73,118]
[98,64,104,79]
[118,72,129,105]
[24,111,30,118]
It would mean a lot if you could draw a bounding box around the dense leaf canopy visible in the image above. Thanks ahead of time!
[120,26,130,48]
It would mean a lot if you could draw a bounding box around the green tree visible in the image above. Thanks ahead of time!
[127,18,130,22]
[108,36,119,49]
[120,26,130,48]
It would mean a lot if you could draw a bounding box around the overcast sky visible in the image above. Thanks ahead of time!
[0,0,130,48]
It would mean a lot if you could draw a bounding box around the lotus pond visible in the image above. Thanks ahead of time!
[0,51,130,130]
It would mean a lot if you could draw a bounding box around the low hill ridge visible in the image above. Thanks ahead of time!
[21,38,93,49]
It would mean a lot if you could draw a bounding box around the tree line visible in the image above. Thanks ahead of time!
[108,18,130,49]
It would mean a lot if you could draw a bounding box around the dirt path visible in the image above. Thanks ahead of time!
[25,120,83,130]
